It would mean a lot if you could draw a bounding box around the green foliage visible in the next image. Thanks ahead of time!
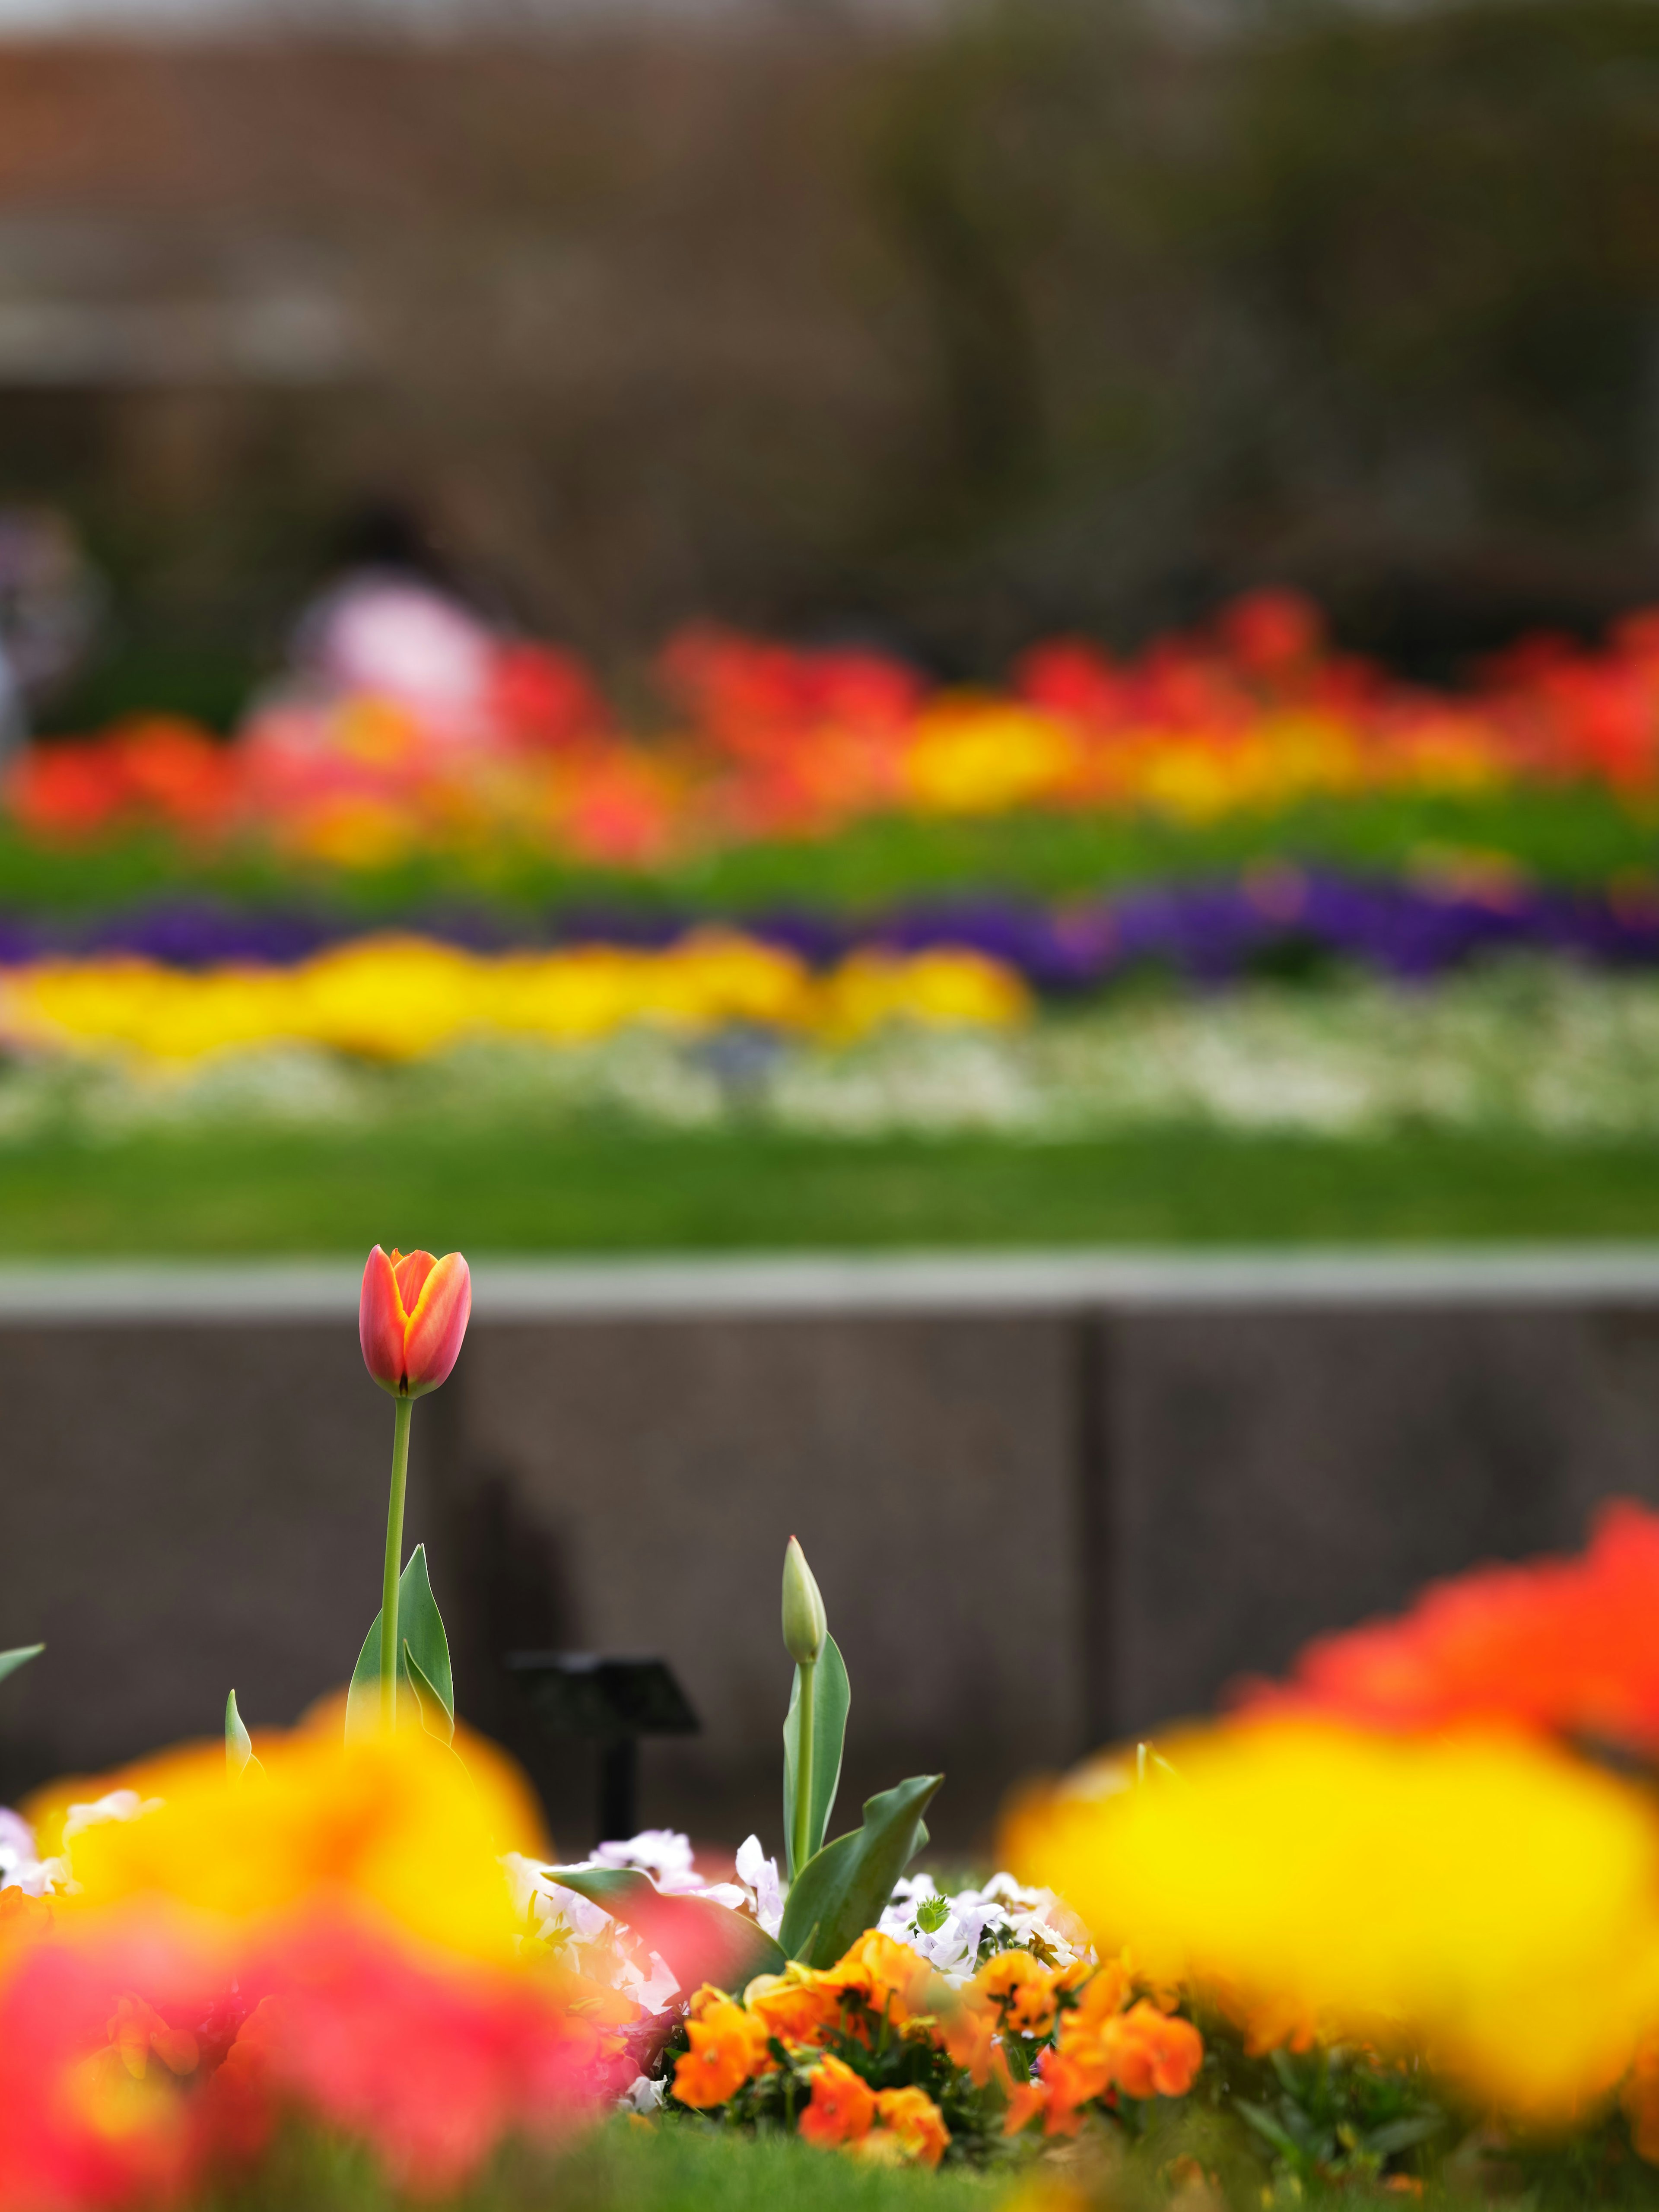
[345,1546,454,1743]
[224,1687,265,1779]
[0,1643,44,1688]
[402,1642,455,1746]
[779,1776,942,1969]
[784,1634,851,1882]
[867,0,1659,642]
[1223,2042,1445,2190]
[545,1866,787,1995]
[0,788,1653,920]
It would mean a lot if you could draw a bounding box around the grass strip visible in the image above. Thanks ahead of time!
[6,1124,1659,1254]
[2,785,1654,922]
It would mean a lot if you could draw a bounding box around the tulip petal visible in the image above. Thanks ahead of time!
[393,1249,439,1313]
[402,1253,472,1395]
[359,1247,407,1394]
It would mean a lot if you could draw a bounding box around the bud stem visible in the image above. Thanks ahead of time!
[379,1395,413,1729]
[792,1655,816,1878]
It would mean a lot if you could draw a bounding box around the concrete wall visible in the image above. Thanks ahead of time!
[2,1254,1657,1856]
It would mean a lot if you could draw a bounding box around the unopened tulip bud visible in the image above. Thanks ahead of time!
[360,1246,472,1398]
[782,1535,827,1667]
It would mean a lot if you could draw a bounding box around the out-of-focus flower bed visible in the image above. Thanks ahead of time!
[9,592,1659,873]
[5,874,1659,1074]
[6,592,1659,1142]
[7,961,1659,1145]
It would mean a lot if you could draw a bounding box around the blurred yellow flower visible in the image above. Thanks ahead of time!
[29,1707,547,1969]
[903,699,1082,815]
[0,932,1028,1065]
[1003,1718,1659,2117]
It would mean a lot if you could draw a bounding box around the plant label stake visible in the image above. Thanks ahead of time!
[505,1652,699,1846]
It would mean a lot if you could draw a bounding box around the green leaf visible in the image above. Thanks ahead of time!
[345,1544,454,1742]
[1235,2099,1306,2161]
[225,1688,266,1781]
[548,1865,787,1994]
[1363,2114,1444,2158]
[778,1772,941,1968]
[782,1632,850,1881]
[404,1640,455,1745]
[0,1644,42,1688]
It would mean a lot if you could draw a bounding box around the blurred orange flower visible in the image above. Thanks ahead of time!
[973,1949,1058,2037]
[1005,2047,1108,2139]
[743,1967,844,2048]
[1060,1958,1130,2042]
[672,1996,773,2108]
[870,2085,950,2168]
[825,1930,934,2025]
[1096,2001,1204,2099]
[798,2053,877,2149]
[937,1991,999,2086]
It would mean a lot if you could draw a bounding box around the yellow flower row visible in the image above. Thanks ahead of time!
[900,704,1502,822]
[0,932,1030,1064]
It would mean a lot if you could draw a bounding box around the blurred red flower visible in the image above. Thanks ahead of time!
[1241,1498,1659,1754]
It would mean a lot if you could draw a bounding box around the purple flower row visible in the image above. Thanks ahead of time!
[1,872,1657,991]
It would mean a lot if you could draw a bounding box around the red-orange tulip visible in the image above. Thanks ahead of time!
[359,1247,472,1398]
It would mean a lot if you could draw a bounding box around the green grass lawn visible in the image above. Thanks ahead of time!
[208,2108,1649,2212]
[4,1123,1659,1255]
[215,2120,1003,2212]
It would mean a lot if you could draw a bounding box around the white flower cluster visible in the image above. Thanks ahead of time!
[588,1828,784,1939]
[23,959,1659,1143]
[877,1870,1091,1986]
[504,1827,1086,2027]
[501,1828,784,2018]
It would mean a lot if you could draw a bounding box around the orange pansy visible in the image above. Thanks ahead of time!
[871,2084,950,2168]
[671,1996,772,2109]
[798,2053,876,2148]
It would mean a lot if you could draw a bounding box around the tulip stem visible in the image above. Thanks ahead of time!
[793,1656,816,1878]
[379,1395,413,1730]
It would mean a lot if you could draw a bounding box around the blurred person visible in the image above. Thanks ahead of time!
[0,510,102,756]
[242,498,610,785]
[288,499,500,748]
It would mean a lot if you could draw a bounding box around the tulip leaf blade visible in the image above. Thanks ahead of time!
[225,1688,266,1780]
[782,1632,850,1881]
[403,1639,455,1745]
[395,1545,454,1719]
[0,1643,43,1688]
[778,1772,941,1970]
[549,1864,786,1993]
[345,1545,454,1742]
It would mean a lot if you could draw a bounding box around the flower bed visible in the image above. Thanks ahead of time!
[3,1252,1659,2209]
[13,595,1659,875]
[10,961,1659,1147]
[1,595,1656,1180]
